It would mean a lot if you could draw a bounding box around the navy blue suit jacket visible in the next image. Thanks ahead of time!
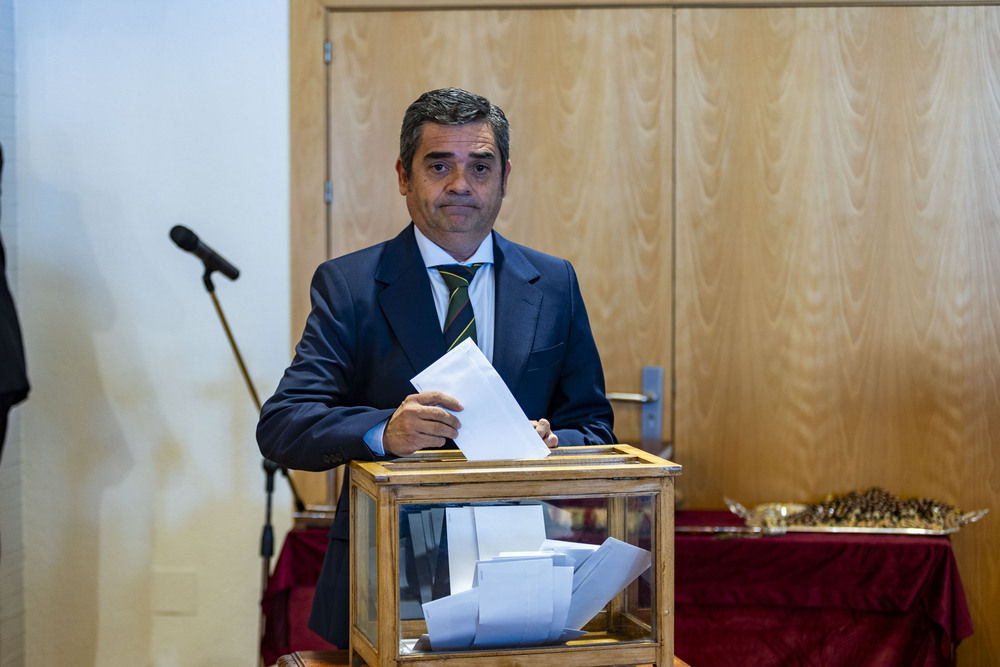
[257,224,615,646]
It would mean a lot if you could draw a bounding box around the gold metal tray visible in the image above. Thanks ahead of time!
[723,497,989,536]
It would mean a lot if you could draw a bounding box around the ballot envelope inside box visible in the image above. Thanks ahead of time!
[355,495,657,655]
[414,501,652,651]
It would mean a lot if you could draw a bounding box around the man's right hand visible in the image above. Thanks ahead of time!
[383,391,463,457]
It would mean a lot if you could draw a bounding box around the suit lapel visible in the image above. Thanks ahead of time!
[376,226,448,374]
[491,232,542,388]
[374,227,543,384]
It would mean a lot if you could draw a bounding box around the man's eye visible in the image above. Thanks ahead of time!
[474,164,489,173]
[430,164,447,173]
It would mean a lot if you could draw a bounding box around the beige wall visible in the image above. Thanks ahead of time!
[6,2,293,665]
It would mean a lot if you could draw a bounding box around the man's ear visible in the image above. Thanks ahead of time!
[501,160,512,197]
[395,157,409,195]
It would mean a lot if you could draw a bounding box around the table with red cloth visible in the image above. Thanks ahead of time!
[261,511,973,666]
[674,510,973,667]
[261,528,338,666]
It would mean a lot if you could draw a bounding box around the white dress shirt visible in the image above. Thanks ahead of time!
[364,227,496,455]
[413,226,495,363]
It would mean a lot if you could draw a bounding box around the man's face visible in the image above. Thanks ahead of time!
[396,121,511,261]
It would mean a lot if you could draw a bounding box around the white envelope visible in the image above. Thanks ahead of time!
[422,588,478,651]
[540,538,601,571]
[473,505,547,561]
[411,339,551,461]
[564,537,652,630]
[445,506,479,594]
[473,557,553,648]
[422,537,648,651]
[446,504,547,594]
[546,564,575,643]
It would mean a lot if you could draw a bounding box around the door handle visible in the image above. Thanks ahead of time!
[606,391,654,404]
[607,366,666,455]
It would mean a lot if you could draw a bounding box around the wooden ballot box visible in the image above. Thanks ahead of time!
[347,445,681,667]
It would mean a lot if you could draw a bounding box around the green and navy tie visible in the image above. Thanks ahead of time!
[435,263,483,351]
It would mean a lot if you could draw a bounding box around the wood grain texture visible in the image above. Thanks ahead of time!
[290,0,329,339]
[291,1,1000,662]
[325,7,673,445]
[289,0,336,508]
[274,652,689,667]
[316,0,992,10]
[675,7,1000,663]
[274,651,689,667]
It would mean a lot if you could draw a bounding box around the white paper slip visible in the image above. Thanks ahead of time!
[445,506,479,594]
[421,536,649,651]
[422,588,478,651]
[540,538,601,571]
[411,338,551,461]
[473,505,547,561]
[447,504,547,594]
[473,557,553,648]
[546,564,575,643]
[564,537,652,630]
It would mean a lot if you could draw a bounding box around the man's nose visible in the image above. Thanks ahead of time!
[445,167,472,193]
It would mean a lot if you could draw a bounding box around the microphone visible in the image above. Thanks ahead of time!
[170,225,240,282]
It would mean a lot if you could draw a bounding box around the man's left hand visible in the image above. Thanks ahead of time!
[531,418,558,449]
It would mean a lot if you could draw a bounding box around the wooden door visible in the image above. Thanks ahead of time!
[290,2,1000,662]
[322,7,675,448]
[674,7,1000,661]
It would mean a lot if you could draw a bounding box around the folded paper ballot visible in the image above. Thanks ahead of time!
[565,537,652,630]
[410,338,551,461]
[421,535,651,651]
[422,589,479,651]
[446,504,549,594]
[474,556,557,647]
[540,539,600,571]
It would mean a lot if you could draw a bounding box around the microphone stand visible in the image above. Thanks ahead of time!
[197,268,306,667]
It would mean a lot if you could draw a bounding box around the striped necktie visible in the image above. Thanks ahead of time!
[435,263,483,351]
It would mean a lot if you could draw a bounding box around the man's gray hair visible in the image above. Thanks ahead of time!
[399,88,510,181]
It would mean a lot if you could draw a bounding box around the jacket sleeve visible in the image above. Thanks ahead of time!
[256,261,393,472]
[545,260,616,447]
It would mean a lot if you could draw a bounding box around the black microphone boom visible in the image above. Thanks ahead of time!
[170,225,240,288]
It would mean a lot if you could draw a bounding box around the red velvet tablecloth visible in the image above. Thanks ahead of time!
[261,511,973,666]
[261,528,337,665]
[673,511,973,667]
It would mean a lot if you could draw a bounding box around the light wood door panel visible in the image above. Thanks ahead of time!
[675,7,1000,662]
[290,2,1000,663]
[324,7,674,447]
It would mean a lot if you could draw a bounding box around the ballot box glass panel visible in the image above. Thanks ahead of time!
[348,446,679,667]
[395,496,656,655]
[353,486,378,648]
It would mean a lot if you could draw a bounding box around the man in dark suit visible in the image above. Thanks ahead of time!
[257,88,615,647]
[0,142,30,456]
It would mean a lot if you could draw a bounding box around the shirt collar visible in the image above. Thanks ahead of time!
[413,225,494,268]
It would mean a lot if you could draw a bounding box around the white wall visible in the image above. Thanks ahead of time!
[1,0,26,663]
[12,1,293,665]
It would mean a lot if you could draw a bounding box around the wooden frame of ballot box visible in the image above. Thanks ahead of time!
[347,444,681,667]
